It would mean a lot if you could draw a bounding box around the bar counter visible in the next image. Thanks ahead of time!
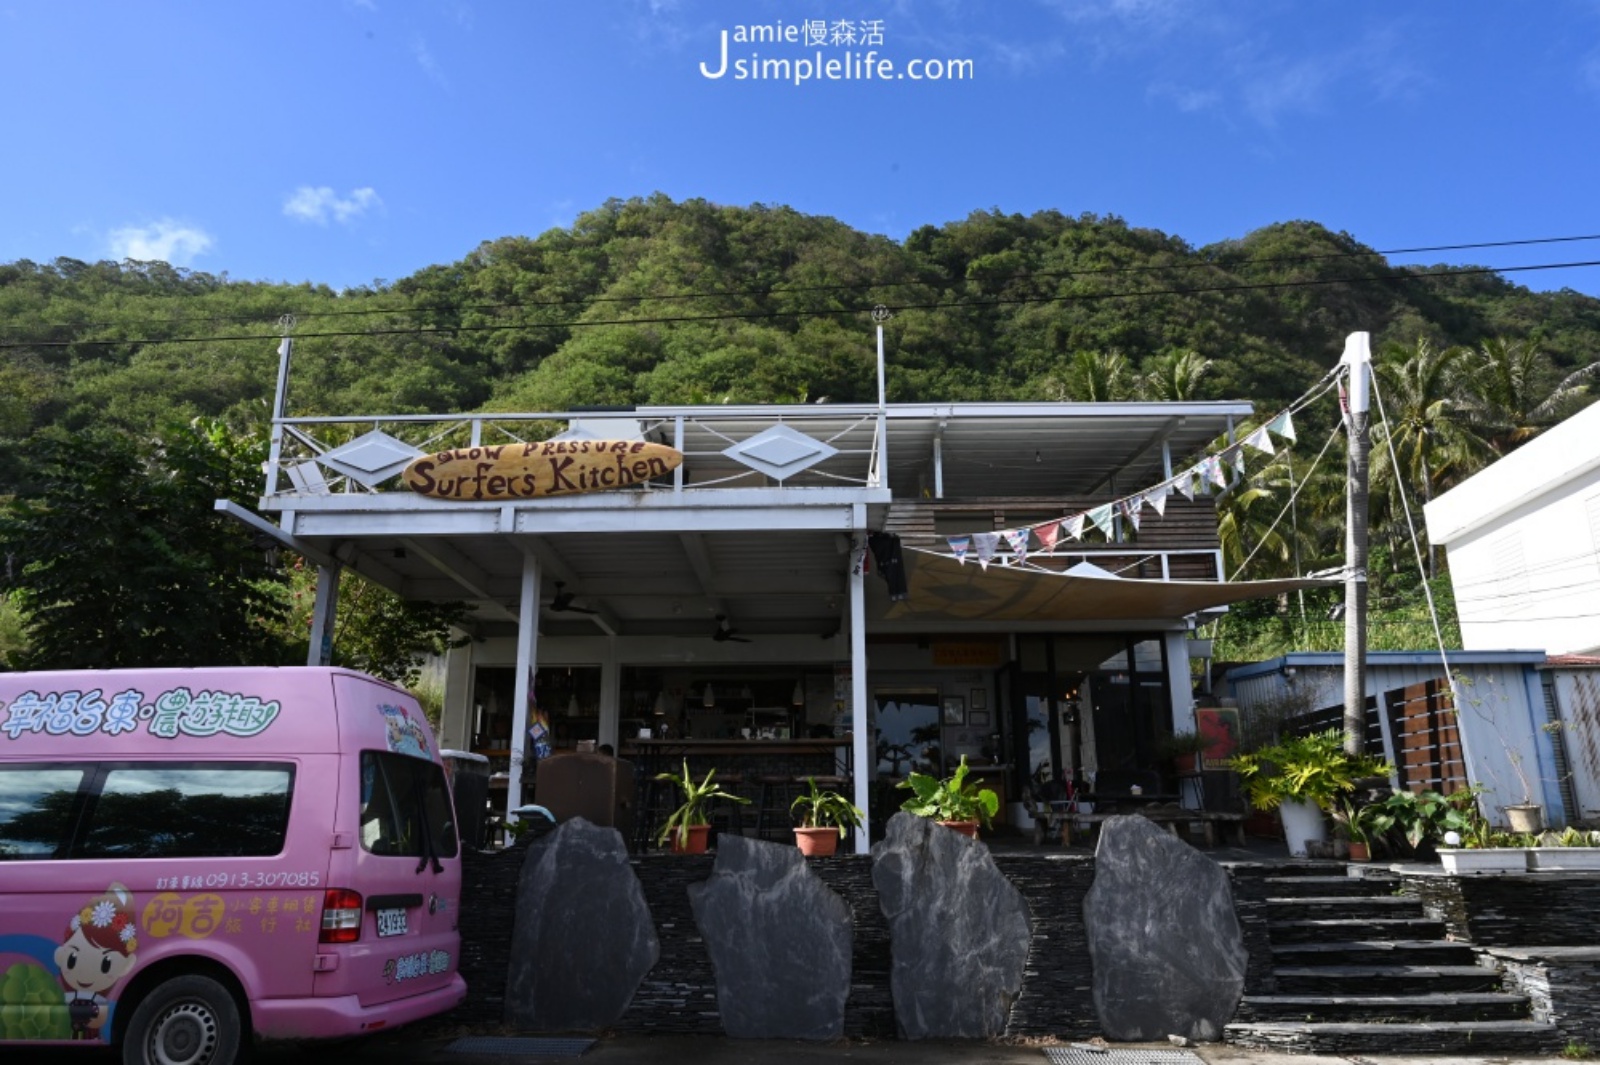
[620,737,851,779]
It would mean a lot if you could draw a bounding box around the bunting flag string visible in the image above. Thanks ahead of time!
[1004,528,1030,565]
[972,532,1000,570]
[1147,483,1170,517]
[926,380,1332,565]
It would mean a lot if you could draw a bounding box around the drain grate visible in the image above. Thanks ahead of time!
[1044,1048,1204,1065]
[445,1036,596,1057]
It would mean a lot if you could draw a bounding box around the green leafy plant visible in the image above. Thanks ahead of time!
[897,755,1001,827]
[1539,827,1600,848]
[790,777,864,836]
[1335,797,1380,846]
[654,760,749,848]
[1228,729,1390,812]
[1560,1040,1594,1061]
[1365,788,1479,855]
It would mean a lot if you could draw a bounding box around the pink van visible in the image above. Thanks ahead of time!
[0,667,467,1065]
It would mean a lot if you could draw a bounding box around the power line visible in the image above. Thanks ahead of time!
[4,257,1599,351]
[5,231,1600,336]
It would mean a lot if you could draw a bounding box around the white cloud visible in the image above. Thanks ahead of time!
[412,34,447,87]
[1148,82,1221,113]
[106,219,214,265]
[283,186,383,225]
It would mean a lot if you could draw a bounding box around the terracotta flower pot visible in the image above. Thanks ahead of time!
[667,823,711,854]
[938,820,980,839]
[794,826,840,856]
[1347,841,1371,862]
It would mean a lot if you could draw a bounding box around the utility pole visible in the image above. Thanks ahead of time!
[1341,332,1372,757]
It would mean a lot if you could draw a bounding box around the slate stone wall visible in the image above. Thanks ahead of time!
[994,854,1099,1037]
[1490,947,1600,1044]
[1402,871,1600,947]
[454,847,1600,1041]
[455,834,536,1027]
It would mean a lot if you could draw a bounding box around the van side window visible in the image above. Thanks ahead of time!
[0,766,89,860]
[359,752,459,859]
[77,765,294,859]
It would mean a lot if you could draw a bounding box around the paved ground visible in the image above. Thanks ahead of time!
[291,1031,1575,1065]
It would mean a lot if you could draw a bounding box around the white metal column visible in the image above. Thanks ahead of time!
[305,564,341,667]
[850,504,871,855]
[507,552,541,819]
[599,636,621,750]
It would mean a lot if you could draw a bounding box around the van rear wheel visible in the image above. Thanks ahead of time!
[122,974,242,1065]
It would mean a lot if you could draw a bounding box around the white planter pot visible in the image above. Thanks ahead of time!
[1438,848,1532,874]
[1279,799,1327,858]
[1526,848,1600,871]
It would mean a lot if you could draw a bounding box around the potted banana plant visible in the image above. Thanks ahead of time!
[896,755,1000,839]
[789,777,864,857]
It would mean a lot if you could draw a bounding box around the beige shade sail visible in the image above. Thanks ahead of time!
[884,551,1339,623]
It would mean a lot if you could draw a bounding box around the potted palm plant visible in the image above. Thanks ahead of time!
[654,760,750,854]
[1228,730,1390,858]
[897,755,1000,839]
[789,777,864,857]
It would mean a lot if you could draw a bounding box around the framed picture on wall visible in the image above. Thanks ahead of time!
[969,710,990,728]
[970,688,987,711]
[942,696,965,725]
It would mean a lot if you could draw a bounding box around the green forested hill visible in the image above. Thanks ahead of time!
[4,194,1600,669]
[3,193,1598,444]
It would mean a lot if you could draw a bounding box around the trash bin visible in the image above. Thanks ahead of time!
[440,750,491,850]
[535,751,635,842]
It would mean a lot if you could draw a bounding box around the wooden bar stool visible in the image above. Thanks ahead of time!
[753,774,799,840]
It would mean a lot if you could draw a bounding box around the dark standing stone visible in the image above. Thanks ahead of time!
[503,817,659,1030]
[871,813,1032,1039]
[1082,814,1246,1042]
[687,834,853,1040]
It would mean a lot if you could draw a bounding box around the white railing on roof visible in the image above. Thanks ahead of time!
[265,408,885,500]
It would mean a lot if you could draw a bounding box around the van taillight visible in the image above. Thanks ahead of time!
[320,889,363,944]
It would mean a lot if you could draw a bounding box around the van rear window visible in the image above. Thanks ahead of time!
[0,762,293,861]
[359,752,459,860]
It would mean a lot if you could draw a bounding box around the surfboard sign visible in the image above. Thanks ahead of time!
[403,439,684,501]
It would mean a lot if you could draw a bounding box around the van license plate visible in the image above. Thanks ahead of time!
[376,908,408,937]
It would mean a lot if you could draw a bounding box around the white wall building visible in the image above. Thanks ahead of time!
[1424,401,1600,656]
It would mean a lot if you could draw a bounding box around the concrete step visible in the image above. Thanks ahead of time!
[1271,939,1477,967]
[1267,917,1446,943]
[1265,895,1423,921]
[1257,874,1399,897]
[1225,1019,1565,1055]
[1235,991,1533,1024]
[1272,964,1504,996]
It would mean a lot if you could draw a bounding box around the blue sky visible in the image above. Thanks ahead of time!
[4,1,1599,296]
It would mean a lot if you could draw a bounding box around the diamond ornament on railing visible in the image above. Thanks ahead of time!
[722,424,838,482]
[317,430,426,488]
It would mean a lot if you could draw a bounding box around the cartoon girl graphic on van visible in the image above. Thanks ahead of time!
[54,883,139,1041]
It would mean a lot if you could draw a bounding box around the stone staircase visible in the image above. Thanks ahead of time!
[1225,865,1565,1054]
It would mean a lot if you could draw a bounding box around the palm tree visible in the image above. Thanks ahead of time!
[1043,349,1134,402]
[1466,337,1600,454]
[1138,350,1214,402]
[1369,337,1492,576]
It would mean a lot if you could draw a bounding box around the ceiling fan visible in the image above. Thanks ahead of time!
[712,615,751,643]
[547,581,599,615]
